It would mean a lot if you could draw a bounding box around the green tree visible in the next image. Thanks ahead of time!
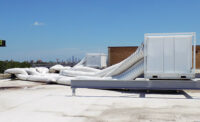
[0,60,31,73]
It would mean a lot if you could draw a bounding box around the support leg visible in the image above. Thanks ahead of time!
[72,88,76,96]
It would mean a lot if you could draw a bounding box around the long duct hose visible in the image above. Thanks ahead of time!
[112,59,144,80]
[5,44,145,85]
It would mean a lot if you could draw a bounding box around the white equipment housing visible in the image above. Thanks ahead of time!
[85,53,107,68]
[144,32,196,79]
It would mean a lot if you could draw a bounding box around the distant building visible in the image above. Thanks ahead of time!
[36,59,43,63]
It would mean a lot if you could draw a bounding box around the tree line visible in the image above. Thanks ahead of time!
[0,61,31,73]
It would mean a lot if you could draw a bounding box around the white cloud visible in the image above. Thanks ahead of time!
[33,21,45,26]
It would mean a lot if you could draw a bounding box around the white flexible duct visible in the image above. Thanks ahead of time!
[35,67,49,74]
[70,60,144,81]
[61,44,144,78]
[71,65,101,72]
[55,76,75,85]
[95,63,121,77]
[60,62,120,77]
[16,73,73,85]
[60,70,96,77]
[49,57,99,73]
[26,75,56,83]
[5,68,28,76]
[4,43,145,85]
[113,59,144,80]
[73,57,86,67]
[49,65,71,73]
[105,44,144,77]
[25,68,41,75]
[15,74,28,81]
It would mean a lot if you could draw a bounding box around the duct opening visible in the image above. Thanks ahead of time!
[152,75,158,78]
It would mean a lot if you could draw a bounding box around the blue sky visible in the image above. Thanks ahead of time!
[0,0,200,61]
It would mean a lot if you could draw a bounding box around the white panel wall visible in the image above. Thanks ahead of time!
[86,53,107,68]
[147,37,163,73]
[144,33,195,79]
[163,37,174,73]
[174,36,192,73]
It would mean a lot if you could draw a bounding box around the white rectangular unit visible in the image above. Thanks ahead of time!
[86,53,107,68]
[144,32,196,79]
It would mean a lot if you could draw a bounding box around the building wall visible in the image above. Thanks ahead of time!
[108,46,200,69]
[108,46,138,66]
[195,46,200,69]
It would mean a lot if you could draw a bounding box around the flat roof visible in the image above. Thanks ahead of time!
[1,79,200,122]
